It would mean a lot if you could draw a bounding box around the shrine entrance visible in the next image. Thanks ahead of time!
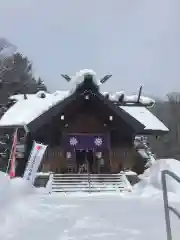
[75,150,94,173]
[75,149,108,173]
[62,133,110,173]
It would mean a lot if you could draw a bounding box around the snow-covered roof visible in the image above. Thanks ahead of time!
[0,91,70,127]
[120,106,169,132]
[0,91,168,133]
[0,69,168,133]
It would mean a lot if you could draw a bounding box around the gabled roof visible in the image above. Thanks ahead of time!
[0,91,70,127]
[120,106,169,134]
[26,90,145,133]
[0,69,169,135]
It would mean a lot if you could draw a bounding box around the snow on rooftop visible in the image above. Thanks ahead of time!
[71,69,97,83]
[105,93,155,106]
[0,84,168,132]
[70,69,99,92]
[0,91,70,127]
[101,91,156,107]
[120,106,169,132]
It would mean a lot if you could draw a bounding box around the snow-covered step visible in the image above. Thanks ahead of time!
[52,181,124,185]
[52,178,124,182]
[52,183,125,187]
[53,175,125,178]
[51,173,132,193]
[52,188,119,193]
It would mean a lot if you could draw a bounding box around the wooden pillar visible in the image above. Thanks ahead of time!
[16,132,33,177]
[108,133,112,173]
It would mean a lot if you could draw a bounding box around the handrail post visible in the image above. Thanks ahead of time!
[88,172,91,193]
[46,172,54,194]
[161,170,180,240]
[161,171,172,240]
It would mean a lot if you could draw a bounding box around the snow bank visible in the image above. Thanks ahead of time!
[0,171,10,192]
[0,172,35,209]
[133,159,180,195]
[7,178,34,198]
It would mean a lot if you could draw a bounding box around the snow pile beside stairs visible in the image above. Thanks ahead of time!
[133,158,180,196]
[0,172,35,209]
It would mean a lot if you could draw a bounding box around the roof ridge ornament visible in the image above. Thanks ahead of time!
[61,69,112,86]
[61,74,71,82]
[100,74,112,84]
[137,85,143,103]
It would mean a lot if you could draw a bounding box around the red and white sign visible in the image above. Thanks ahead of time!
[23,141,47,184]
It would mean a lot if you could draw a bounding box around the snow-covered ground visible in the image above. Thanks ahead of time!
[0,159,180,240]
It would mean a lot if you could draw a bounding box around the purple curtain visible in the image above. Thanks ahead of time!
[62,134,109,150]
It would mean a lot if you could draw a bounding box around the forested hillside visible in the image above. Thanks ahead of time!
[150,94,180,159]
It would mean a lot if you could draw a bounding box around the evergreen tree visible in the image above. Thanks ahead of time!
[0,52,47,104]
[0,38,48,172]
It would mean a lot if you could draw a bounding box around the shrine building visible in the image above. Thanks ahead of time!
[0,70,169,176]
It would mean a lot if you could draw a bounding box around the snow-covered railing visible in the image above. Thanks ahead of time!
[119,171,133,191]
[36,172,52,177]
[46,173,54,194]
[161,170,180,240]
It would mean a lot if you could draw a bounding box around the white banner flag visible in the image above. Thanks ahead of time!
[23,141,47,184]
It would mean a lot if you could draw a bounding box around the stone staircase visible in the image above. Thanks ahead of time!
[51,173,132,193]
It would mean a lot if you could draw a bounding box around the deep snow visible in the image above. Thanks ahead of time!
[134,158,180,195]
[0,159,180,239]
[0,192,180,240]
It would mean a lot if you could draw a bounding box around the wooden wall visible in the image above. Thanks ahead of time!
[110,146,137,172]
[62,113,108,134]
[35,101,141,174]
[41,146,65,173]
[40,142,141,174]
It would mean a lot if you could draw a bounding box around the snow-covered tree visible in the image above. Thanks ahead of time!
[0,38,47,105]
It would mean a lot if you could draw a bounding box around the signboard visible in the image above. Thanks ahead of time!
[23,141,47,184]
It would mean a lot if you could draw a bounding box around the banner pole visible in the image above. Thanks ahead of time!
[6,156,11,174]
[6,128,18,176]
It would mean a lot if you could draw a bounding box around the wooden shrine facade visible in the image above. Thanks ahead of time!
[0,71,169,176]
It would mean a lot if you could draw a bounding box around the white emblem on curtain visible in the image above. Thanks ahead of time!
[94,137,103,146]
[69,137,78,146]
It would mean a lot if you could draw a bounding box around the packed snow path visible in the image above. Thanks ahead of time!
[1,192,180,240]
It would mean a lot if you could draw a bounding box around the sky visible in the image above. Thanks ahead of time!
[0,0,180,98]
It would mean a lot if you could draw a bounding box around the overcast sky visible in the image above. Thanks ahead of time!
[0,0,179,97]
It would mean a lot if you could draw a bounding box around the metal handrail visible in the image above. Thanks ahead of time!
[88,172,91,193]
[161,170,180,240]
